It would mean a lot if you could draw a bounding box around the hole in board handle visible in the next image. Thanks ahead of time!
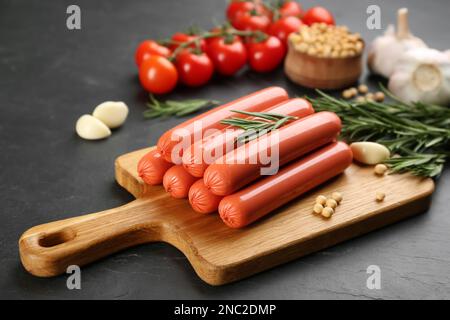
[38,228,77,247]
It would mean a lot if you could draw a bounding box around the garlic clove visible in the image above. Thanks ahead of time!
[350,142,390,165]
[388,47,450,105]
[92,101,129,129]
[76,115,111,140]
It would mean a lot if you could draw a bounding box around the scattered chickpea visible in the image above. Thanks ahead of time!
[374,91,385,102]
[321,207,334,218]
[342,88,358,99]
[331,192,343,203]
[316,195,327,206]
[355,96,366,103]
[326,198,338,209]
[365,93,375,101]
[349,87,358,96]
[358,84,369,94]
[342,90,353,99]
[313,203,324,214]
[374,164,388,176]
[376,191,386,202]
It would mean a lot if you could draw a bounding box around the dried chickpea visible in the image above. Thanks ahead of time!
[307,47,317,56]
[374,164,388,176]
[374,91,385,102]
[358,84,369,94]
[331,192,343,203]
[355,41,364,52]
[316,195,327,205]
[340,50,350,58]
[348,87,358,96]
[376,191,386,202]
[365,93,375,101]
[321,207,334,218]
[326,198,338,209]
[296,42,309,53]
[313,203,324,214]
[355,96,366,103]
[291,24,363,58]
[342,90,353,99]
[331,51,340,58]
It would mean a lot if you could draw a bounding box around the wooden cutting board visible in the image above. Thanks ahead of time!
[19,147,435,285]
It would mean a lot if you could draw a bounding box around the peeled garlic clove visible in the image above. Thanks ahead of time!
[350,142,390,165]
[92,101,129,129]
[76,115,111,140]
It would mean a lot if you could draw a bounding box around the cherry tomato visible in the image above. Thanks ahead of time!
[206,36,247,76]
[232,10,271,32]
[205,26,237,45]
[302,6,335,26]
[246,36,285,72]
[268,16,303,46]
[175,50,214,87]
[279,1,303,18]
[135,40,171,67]
[139,55,178,94]
[226,1,255,21]
[169,32,207,52]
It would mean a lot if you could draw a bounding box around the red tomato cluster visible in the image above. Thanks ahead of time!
[135,1,334,95]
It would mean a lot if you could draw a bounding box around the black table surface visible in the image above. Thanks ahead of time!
[1,0,450,299]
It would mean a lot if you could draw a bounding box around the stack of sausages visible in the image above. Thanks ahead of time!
[137,87,353,228]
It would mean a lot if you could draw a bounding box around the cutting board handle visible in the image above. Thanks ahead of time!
[19,198,165,277]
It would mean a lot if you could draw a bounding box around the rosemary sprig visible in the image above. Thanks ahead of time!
[384,152,447,178]
[221,110,297,143]
[143,94,220,119]
[307,88,450,178]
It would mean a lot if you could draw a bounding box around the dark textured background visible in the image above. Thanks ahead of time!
[1,0,449,299]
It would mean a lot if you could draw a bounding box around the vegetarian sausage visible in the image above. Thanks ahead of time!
[204,112,342,196]
[163,165,197,199]
[188,179,223,214]
[137,149,174,185]
[182,98,315,177]
[218,141,353,228]
[157,87,289,163]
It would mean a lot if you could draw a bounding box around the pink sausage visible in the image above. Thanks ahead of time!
[219,141,353,228]
[157,87,289,163]
[182,98,315,177]
[204,112,342,196]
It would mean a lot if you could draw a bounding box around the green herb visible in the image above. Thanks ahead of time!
[143,94,220,119]
[306,87,450,178]
[220,110,297,143]
[384,152,447,178]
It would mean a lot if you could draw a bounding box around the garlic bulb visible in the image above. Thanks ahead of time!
[92,101,129,129]
[388,47,450,105]
[76,115,111,140]
[368,8,427,78]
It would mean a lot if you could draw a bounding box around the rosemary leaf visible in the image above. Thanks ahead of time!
[143,95,220,119]
[221,110,297,143]
[307,88,450,178]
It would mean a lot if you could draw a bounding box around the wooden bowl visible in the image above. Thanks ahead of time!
[284,40,364,90]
